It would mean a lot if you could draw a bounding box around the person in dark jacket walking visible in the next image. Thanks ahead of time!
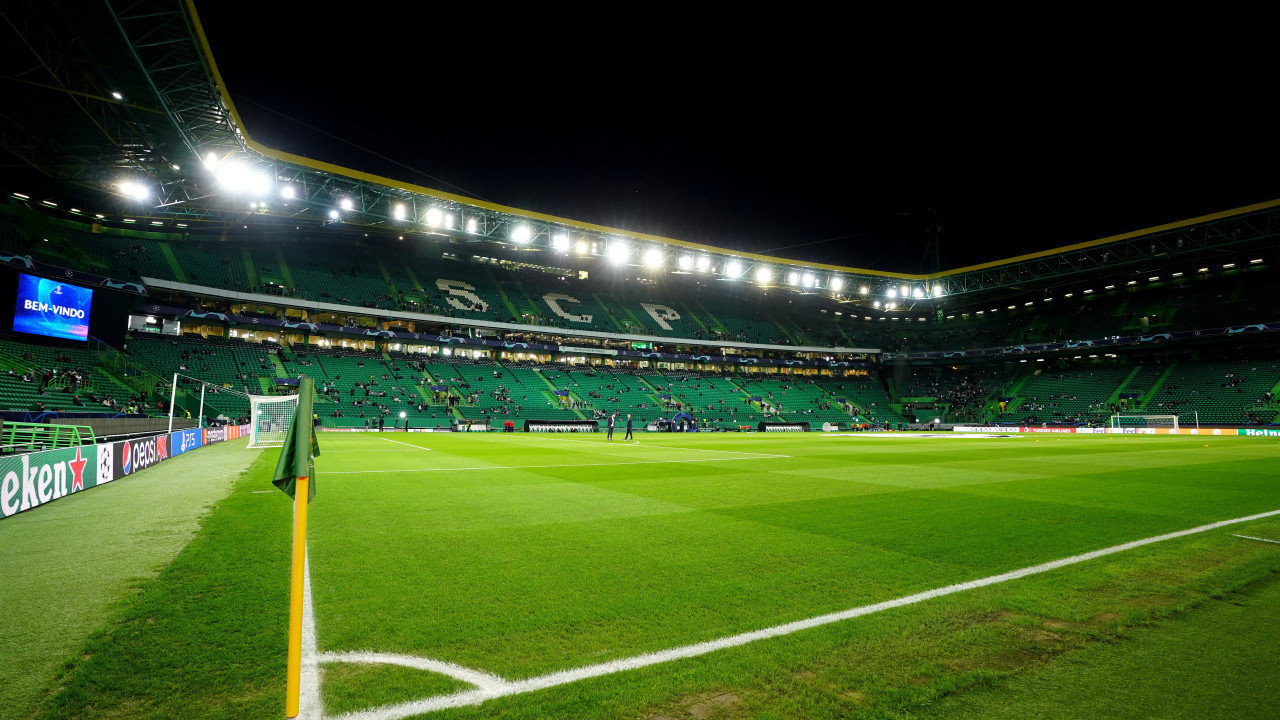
[624,413,634,440]
[607,412,616,440]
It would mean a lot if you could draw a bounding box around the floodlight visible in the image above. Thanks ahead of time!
[444,213,455,229]
[281,185,296,200]
[392,203,406,220]
[887,302,896,310]
[1223,263,1235,268]
[425,207,444,227]
[803,273,815,288]
[118,180,149,200]
[552,233,570,251]
[755,266,772,283]
[576,240,588,254]
[900,284,909,296]
[510,224,532,243]
[678,254,693,270]
[1251,258,1264,264]
[339,197,354,211]
[399,411,406,418]
[887,287,897,298]
[1149,276,1159,281]
[725,260,743,278]
[786,271,798,285]
[830,276,844,292]
[608,242,630,264]
[696,255,711,272]
[873,301,881,308]
[913,287,924,299]
[111,91,123,100]
[328,210,340,220]
[203,152,218,169]
[466,218,478,233]
[859,285,868,294]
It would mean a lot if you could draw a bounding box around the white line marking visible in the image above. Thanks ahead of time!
[380,438,431,450]
[507,434,786,458]
[823,433,1020,440]
[318,652,507,693]
[310,508,1280,720]
[326,456,787,475]
[299,551,322,720]
[1234,534,1280,545]
[250,490,275,494]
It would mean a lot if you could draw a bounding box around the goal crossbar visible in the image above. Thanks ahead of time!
[249,394,300,448]
[1109,414,1181,431]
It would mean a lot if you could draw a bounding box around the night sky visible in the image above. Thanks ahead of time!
[197,6,1279,273]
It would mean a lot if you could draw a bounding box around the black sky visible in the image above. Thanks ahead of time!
[196,6,1280,273]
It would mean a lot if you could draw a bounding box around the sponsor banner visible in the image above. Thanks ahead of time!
[171,428,203,455]
[113,434,169,478]
[0,445,96,518]
[1239,428,1280,437]
[204,426,227,444]
[1074,427,1107,434]
[1022,427,1077,433]
[558,346,618,356]
[952,426,1014,433]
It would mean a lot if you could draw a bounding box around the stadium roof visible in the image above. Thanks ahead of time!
[3,0,1280,307]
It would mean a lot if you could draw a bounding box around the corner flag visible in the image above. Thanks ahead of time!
[272,377,319,500]
[272,377,318,719]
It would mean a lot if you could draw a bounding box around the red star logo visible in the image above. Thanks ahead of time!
[69,447,87,492]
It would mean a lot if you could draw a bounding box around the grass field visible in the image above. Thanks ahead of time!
[14,431,1280,719]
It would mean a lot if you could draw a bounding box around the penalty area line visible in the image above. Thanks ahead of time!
[1234,534,1280,545]
[304,508,1280,720]
[380,438,431,450]
[327,455,787,475]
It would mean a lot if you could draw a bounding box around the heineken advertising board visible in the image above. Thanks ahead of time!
[0,424,246,519]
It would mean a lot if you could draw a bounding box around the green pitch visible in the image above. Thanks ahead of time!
[27,432,1280,719]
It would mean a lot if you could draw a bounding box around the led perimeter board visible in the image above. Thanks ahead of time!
[12,273,93,341]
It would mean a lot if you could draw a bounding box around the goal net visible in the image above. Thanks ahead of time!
[1109,414,1180,431]
[249,394,300,448]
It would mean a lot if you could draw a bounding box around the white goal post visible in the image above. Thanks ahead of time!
[1108,414,1184,431]
[248,394,301,448]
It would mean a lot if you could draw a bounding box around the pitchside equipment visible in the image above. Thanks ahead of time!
[249,394,301,448]
[1109,414,1181,431]
[270,377,318,719]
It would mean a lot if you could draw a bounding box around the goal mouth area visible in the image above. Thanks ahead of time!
[1108,414,1181,431]
[248,394,301,449]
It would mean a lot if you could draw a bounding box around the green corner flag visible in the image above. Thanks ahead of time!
[272,377,319,501]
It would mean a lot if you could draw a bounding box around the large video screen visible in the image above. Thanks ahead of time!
[12,273,93,341]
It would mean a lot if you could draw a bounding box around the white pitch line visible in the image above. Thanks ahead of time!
[1234,534,1280,545]
[299,551,322,720]
[310,508,1280,720]
[505,434,787,458]
[326,455,787,475]
[380,438,431,450]
[318,652,507,693]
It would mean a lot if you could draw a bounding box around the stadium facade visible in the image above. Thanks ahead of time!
[1,0,1278,433]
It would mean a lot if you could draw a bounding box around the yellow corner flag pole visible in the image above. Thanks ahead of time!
[272,377,318,718]
[285,473,309,718]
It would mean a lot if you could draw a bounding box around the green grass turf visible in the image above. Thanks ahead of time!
[24,432,1280,719]
[914,567,1280,720]
[0,438,256,720]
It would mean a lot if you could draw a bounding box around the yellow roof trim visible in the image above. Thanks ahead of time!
[922,197,1280,280]
[185,2,1277,284]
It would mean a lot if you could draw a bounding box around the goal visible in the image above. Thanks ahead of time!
[1109,414,1181,431]
[248,394,301,448]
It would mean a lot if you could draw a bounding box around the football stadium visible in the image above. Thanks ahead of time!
[1,4,1278,720]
